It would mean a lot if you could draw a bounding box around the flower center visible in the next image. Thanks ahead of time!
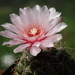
[29,28,37,36]
[24,24,44,37]
[28,27,41,37]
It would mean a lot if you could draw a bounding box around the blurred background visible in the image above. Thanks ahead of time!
[0,0,75,70]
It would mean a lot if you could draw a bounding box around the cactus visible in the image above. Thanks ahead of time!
[13,47,75,75]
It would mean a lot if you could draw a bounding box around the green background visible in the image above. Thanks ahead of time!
[0,0,75,69]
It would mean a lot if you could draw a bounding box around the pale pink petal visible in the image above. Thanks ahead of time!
[46,22,67,36]
[38,33,46,41]
[20,7,36,27]
[3,40,25,46]
[20,7,34,25]
[13,38,26,42]
[49,8,61,20]
[1,23,20,34]
[10,13,23,30]
[40,44,46,50]
[20,7,33,26]
[31,8,40,23]
[33,5,40,11]
[24,7,33,23]
[25,7,41,24]
[49,7,56,13]
[41,34,62,47]
[14,44,31,53]
[33,5,48,24]
[40,5,48,13]
[45,27,59,36]
[48,34,62,42]
[22,34,36,42]
[49,12,61,20]
[19,8,29,26]
[41,5,48,11]
[30,46,41,56]
[32,42,41,47]
[41,38,54,47]
[19,8,25,15]
[33,5,48,13]
[56,22,68,32]
[29,37,36,42]
[33,5,41,22]
[40,10,49,28]
[0,30,19,38]
[46,17,63,32]
[22,34,29,41]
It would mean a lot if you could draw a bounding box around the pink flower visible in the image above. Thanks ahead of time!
[0,5,67,56]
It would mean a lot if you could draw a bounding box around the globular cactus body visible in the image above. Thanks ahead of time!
[14,48,75,75]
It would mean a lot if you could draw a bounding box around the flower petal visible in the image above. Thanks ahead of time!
[46,17,63,32]
[40,9,49,28]
[3,39,25,47]
[38,33,45,41]
[56,22,68,32]
[41,5,48,11]
[41,38,54,47]
[0,30,18,38]
[48,34,62,42]
[14,44,31,53]
[29,37,36,42]
[22,34,29,41]
[10,13,23,30]
[24,7,33,23]
[49,7,61,20]
[33,5,48,24]
[1,23,20,34]
[33,5,48,13]
[33,5,41,12]
[46,22,67,36]
[32,7,40,23]
[49,7,56,13]
[22,34,36,42]
[19,8,29,26]
[30,46,41,56]
[32,42,41,47]
[41,34,62,47]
